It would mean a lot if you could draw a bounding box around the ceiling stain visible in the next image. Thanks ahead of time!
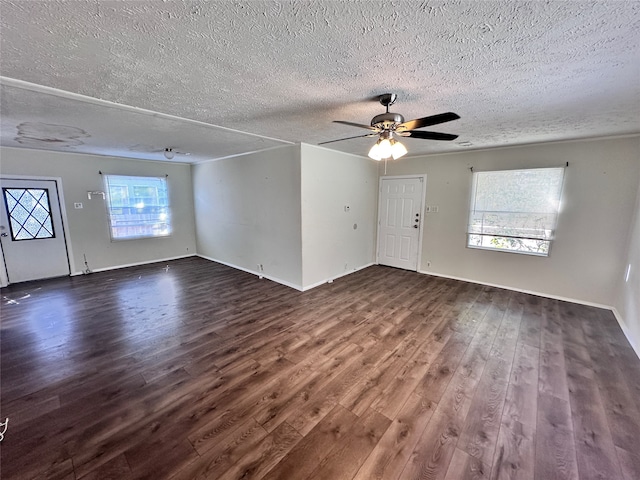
[0,1,638,161]
[15,122,90,148]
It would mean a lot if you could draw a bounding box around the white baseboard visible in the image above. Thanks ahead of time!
[197,256,375,292]
[417,269,614,310]
[611,307,640,360]
[301,262,376,291]
[418,269,640,359]
[71,253,196,276]
[196,254,305,291]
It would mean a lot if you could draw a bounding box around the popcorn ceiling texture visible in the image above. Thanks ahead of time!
[0,0,639,162]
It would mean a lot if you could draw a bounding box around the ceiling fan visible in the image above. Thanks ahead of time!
[129,144,191,159]
[319,93,460,160]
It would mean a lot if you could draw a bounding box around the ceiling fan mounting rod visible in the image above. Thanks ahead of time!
[371,93,403,128]
[379,93,397,111]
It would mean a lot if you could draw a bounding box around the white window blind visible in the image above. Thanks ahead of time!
[104,174,171,240]
[467,167,565,256]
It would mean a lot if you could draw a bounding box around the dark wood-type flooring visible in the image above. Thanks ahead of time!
[1,257,640,479]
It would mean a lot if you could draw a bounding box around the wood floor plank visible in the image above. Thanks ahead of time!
[457,356,511,467]
[518,294,543,348]
[501,342,539,428]
[260,404,359,480]
[539,301,572,401]
[353,393,436,480]
[490,419,535,480]
[79,454,134,480]
[399,408,463,480]
[216,421,302,480]
[371,338,445,420]
[306,407,391,480]
[170,417,268,480]
[413,332,472,403]
[490,342,540,480]
[566,372,624,480]
[2,258,639,480]
[535,393,579,480]
[443,447,490,480]
[615,446,640,480]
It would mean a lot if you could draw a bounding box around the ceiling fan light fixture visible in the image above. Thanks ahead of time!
[368,133,407,161]
[390,139,407,160]
[368,139,384,161]
[377,138,393,159]
[369,142,382,161]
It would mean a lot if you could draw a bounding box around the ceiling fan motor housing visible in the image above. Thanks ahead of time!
[371,112,405,129]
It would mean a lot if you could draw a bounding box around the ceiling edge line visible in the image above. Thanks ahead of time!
[402,132,640,159]
[192,144,298,165]
[0,76,295,146]
[0,145,192,165]
[304,142,369,160]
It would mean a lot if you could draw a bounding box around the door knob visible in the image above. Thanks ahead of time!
[1,233,8,237]
[413,225,418,229]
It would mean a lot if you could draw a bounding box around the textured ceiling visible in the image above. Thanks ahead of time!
[1,0,639,163]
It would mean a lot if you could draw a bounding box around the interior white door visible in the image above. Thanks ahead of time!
[0,178,70,283]
[377,176,424,270]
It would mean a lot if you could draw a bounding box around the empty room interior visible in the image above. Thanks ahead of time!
[1,1,639,480]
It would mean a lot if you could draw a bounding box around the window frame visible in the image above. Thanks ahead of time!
[466,167,565,257]
[2,187,56,241]
[103,174,171,241]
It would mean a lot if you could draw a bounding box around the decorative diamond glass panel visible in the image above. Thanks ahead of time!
[3,188,55,241]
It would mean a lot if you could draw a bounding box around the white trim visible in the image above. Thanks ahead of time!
[404,133,640,159]
[1,76,293,146]
[611,307,640,360]
[193,144,297,165]
[377,174,427,271]
[196,254,304,291]
[301,262,375,291]
[417,268,614,310]
[0,174,76,285]
[71,253,196,275]
[0,245,7,288]
[307,142,370,160]
[0,145,192,165]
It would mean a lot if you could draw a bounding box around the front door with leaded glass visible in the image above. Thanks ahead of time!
[0,178,70,283]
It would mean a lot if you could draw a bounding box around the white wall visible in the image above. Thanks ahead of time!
[300,144,378,289]
[614,161,640,355]
[381,136,640,307]
[192,145,303,288]
[0,147,197,274]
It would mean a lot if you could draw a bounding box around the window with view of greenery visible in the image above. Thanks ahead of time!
[104,175,171,240]
[467,167,565,256]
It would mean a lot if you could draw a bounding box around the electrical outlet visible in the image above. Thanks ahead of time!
[74,202,83,209]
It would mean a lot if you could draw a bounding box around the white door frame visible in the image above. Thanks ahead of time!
[376,174,427,271]
[0,174,76,287]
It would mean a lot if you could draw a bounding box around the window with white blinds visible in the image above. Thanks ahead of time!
[467,167,565,256]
